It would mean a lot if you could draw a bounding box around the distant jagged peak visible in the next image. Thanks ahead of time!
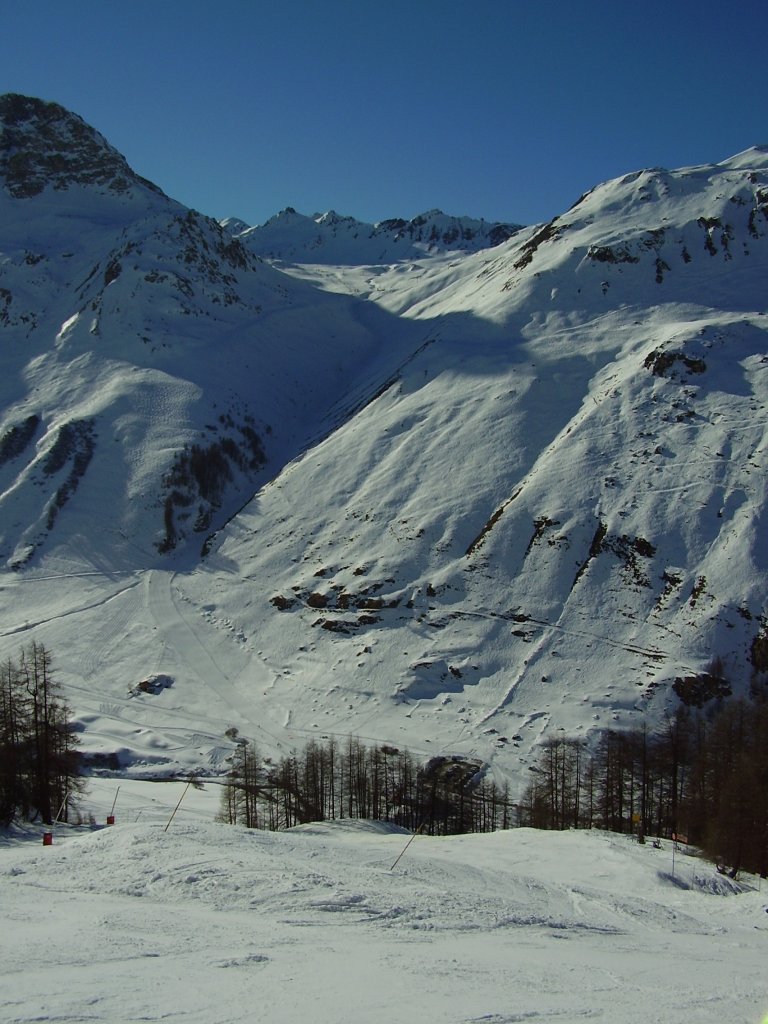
[0,92,165,199]
[219,215,251,235]
[372,209,522,248]
[314,209,358,226]
[237,203,523,265]
[270,206,307,221]
[246,207,310,232]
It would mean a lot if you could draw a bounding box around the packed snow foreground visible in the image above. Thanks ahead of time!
[1,781,767,1024]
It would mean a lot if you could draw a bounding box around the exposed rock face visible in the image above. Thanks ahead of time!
[0,93,164,198]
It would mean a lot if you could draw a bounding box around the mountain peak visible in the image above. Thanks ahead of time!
[236,206,523,265]
[0,92,164,199]
[717,143,768,170]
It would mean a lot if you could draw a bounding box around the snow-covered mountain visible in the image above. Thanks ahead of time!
[1,93,766,791]
[0,94,426,569]
[226,207,522,265]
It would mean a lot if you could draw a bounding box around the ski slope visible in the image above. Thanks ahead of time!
[2,787,767,1024]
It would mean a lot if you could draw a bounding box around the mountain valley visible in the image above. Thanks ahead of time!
[1,93,767,792]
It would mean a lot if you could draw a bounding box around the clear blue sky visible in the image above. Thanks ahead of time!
[2,0,766,227]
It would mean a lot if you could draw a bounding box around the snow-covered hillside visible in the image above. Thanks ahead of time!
[1,94,766,790]
[0,94,434,570]
[2,794,767,1024]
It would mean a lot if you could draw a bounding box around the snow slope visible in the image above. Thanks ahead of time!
[174,147,768,781]
[2,796,767,1024]
[0,94,435,569]
[1,95,767,790]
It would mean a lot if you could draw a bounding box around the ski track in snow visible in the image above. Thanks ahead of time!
[0,575,141,640]
[145,569,268,731]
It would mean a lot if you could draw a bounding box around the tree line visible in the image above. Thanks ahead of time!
[0,641,83,825]
[4,636,764,879]
[217,688,767,876]
[517,688,768,876]
[217,734,513,836]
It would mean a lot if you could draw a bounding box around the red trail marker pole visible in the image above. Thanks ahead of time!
[107,785,120,825]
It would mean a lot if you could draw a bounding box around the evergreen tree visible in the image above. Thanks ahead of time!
[0,641,83,825]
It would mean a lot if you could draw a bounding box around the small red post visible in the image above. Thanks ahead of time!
[42,832,53,846]
[106,815,115,826]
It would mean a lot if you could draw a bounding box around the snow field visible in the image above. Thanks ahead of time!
[2,784,767,1024]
